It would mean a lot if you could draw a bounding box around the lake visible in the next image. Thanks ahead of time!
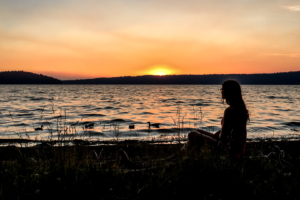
[0,85,300,142]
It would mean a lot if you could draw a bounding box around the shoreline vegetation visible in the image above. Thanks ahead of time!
[0,139,300,199]
[1,70,300,84]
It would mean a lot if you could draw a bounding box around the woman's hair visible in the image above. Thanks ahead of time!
[222,79,250,121]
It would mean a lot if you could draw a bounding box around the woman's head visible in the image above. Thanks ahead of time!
[221,79,249,120]
[221,80,242,105]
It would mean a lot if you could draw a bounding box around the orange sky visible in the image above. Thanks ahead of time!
[0,0,299,80]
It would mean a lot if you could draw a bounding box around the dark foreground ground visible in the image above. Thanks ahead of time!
[0,140,300,200]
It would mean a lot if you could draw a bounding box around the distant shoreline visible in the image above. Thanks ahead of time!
[63,71,300,84]
[1,70,300,84]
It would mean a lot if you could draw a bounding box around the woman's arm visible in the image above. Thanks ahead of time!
[195,129,214,137]
[219,108,233,143]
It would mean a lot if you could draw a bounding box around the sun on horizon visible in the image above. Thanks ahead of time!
[149,66,173,76]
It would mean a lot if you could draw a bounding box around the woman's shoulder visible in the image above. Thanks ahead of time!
[224,107,235,114]
[223,107,236,121]
[224,107,245,117]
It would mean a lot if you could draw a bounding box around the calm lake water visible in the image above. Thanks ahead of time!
[0,85,300,142]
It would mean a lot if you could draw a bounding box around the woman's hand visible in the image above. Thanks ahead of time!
[213,130,221,140]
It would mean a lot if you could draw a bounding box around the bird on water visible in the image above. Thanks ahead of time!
[85,123,95,129]
[129,124,135,130]
[70,121,79,126]
[147,122,160,129]
[34,125,43,131]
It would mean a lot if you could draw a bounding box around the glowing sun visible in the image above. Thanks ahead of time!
[149,66,171,76]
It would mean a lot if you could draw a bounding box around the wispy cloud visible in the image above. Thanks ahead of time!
[268,53,300,57]
[284,5,300,11]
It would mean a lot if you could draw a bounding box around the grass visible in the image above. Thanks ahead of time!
[1,140,300,200]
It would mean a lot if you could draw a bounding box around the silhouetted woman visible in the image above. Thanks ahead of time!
[187,80,249,159]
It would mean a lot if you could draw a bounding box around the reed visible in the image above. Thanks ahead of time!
[1,140,300,200]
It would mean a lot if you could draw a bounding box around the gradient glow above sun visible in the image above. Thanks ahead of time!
[1,0,300,80]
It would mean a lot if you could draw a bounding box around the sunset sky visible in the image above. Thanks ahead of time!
[0,0,299,80]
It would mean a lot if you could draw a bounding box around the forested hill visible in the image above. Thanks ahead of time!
[63,71,300,84]
[1,70,300,84]
[0,71,62,84]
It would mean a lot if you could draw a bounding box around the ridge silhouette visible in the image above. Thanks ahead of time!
[1,70,300,84]
[63,71,300,85]
[0,71,62,84]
